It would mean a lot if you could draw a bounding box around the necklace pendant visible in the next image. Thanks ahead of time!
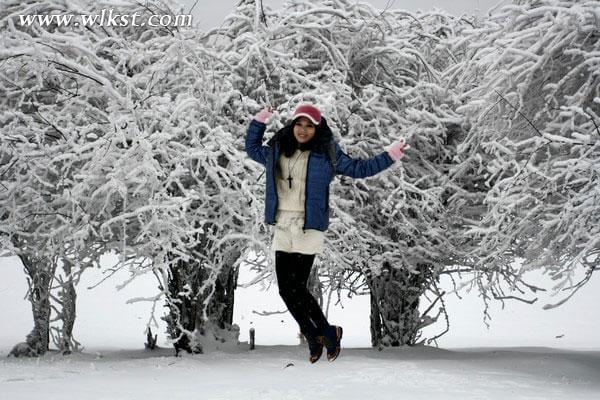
[287,175,293,189]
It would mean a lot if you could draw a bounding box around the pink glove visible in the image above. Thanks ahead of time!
[387,137,410,161]
[253,107,273,124]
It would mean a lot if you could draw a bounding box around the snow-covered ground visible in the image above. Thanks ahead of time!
[2,346,599,400]
[1,255,599,399]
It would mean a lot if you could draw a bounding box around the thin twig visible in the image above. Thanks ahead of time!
[494,89,543,137]
[49,60,104,86]
[584,108,600,137]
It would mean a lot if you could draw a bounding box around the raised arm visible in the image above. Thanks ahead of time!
[335,138,409,178]
[245,120,269,166]
[335,143,394,178]
[245,107,273,166]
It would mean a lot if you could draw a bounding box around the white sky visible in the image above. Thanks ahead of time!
[177,0,510,30]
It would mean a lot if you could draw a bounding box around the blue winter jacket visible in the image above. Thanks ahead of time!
[245,119,394,231]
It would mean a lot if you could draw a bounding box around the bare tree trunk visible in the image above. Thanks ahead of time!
[55,258,78,354]
[369,289,383,347]
[164,242,241,355]
[206,250,240,329]
[165,257,200,354]
[368,262,433,347]
[10,255,55,357]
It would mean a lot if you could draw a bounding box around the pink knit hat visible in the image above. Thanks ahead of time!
[293,104,321,125]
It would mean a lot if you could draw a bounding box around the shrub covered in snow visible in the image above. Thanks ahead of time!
[453,0,600,309]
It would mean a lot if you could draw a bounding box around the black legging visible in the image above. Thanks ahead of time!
[275,251,330,336]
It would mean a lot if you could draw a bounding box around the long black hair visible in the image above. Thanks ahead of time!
[268,116,334,158]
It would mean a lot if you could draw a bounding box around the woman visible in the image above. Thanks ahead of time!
[245,104,409,363]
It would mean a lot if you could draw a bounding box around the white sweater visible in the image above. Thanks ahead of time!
[273,149,324,255]
[276,149,310,212]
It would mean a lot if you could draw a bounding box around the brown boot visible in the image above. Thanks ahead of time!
[323,325,343,361]
[304,333,324,363]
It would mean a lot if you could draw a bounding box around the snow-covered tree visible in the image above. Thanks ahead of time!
[5,0,596,356]
[1,0,261,355]
[0,0,130,355]
[452,0,600,309]
[213,0,480,346]
[318,6,474,346]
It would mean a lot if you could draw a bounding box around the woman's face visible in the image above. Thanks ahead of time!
[293,117,316,144]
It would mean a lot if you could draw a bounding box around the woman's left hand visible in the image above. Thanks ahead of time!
[387,137,410,161]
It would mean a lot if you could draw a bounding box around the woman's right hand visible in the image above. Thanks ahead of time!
[253,106,273,124]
